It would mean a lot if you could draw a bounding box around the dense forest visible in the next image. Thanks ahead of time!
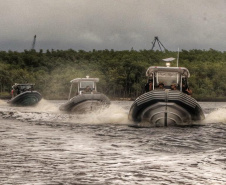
[0,49,226,101]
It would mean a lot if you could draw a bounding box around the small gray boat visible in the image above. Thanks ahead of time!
[8,83,42,106]
[129,60,205,127]
[59,76,110,113]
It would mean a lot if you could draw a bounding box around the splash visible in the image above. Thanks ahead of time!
[0,99,8,112]
[70,104,129,124]
[0,99,7,105]
[0,99,130,125]
[203,108,226,124]
[31,99,60,113]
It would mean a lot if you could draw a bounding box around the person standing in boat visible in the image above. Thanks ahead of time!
[182,84,192,96]
[145,80,153,92]
[158,82,165,90]
[145,82,149,92]
[149,80,153,91]
[171,83,177,90]
[16,85,21,95]
[11,88,14,98]
[84,86,92,93]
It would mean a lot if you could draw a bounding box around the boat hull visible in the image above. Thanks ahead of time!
[59,93,110,113]
[128,90,205,127]
[8,91,42,106]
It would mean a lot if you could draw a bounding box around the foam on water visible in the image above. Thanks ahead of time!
[70,104,129,124]
[31,99,60,113]
[0,99,7,105]
[204,108,226,124]
[1,101,226,184]
[0,100,129,125]
[2,100,226,125]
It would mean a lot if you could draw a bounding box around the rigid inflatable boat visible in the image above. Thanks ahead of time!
[128,60,205,127]
[8,83,42,106]
[59,76,110,113]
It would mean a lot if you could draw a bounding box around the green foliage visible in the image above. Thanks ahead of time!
[0,49,226,100]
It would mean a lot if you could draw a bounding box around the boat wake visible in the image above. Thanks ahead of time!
[1,101,226,185]
[31,99,60,113]
[203,108,226,124]
[74,103,129,124]
[1,99,225,126]
[0,99,7,105]
[0,100,129,125]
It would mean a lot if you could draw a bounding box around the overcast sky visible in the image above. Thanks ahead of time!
[1,0,226,52]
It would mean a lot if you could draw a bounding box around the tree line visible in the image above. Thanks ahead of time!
[0,48,226,101]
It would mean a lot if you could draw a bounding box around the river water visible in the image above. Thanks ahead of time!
[0,99,226,185]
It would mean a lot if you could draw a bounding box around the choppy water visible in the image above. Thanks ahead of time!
[0,99,226,184]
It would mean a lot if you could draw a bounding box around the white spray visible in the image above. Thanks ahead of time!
[69,103,129,124]
[31,99,60,113]
[203,108,226,124]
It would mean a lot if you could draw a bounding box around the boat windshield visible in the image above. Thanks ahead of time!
[21,85,33,91]
[13,85,33,91]
[80,81,95,89]
[157,72,179,86]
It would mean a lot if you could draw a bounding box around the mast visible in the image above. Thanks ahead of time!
[177,48,179,67]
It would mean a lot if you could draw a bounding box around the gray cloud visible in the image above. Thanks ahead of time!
[1,0,226,51]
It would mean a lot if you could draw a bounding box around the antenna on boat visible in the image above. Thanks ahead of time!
[151,36,167,51]
[177,48,179,67]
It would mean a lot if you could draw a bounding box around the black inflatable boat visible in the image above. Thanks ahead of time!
[8,84,42,106]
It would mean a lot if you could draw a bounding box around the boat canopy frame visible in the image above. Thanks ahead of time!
[12,83,35,88]
[70,78,99,83]
[12,83,35,93]
[146,66,190,91]
[68,77,100,100]
[146,66,190,77]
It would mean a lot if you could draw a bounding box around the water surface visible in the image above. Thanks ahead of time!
[0,100,226,184]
